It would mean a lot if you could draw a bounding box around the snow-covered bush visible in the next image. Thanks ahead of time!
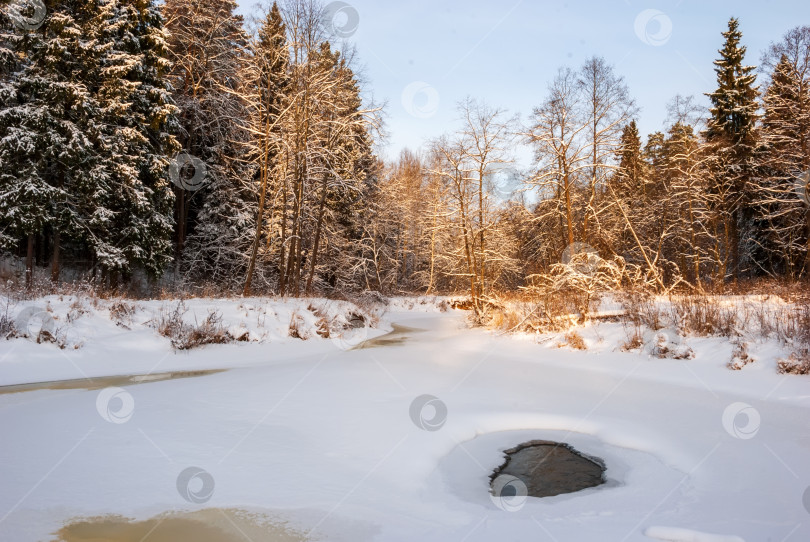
[0,302,15,339]
[777,352,810,375]
[154,302,231,350]
[527,251,625,320]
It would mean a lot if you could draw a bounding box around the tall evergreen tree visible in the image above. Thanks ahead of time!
[0,0,100,284]
[662,122,716,285]
[83,0,179,282]
[614,120,645,195]
[643,131,666,192]
[162,0,249,281]
[704,17,760,280]
[307,41,378,293]
[756,51,810,276]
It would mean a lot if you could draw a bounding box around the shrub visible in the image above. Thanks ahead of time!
[560,331,587,350]
[155,302,230,350]
[777,352,810,375]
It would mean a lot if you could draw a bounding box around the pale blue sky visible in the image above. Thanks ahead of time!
[237,0,809,163]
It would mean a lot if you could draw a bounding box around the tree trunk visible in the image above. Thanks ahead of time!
[564,167,575,246]
[244,161,269,296]
[305,172,329,294]
[478,165,486,300]
[25,234,35,290]
[175,187,185,277]
[51,229,60,283]
[426,205,438,295]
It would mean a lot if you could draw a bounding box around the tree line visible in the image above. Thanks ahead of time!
[1,6,808,301]
[0,0,379,295]
[375,19,810,312]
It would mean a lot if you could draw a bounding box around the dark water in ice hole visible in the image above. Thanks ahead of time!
[491,440,606,498]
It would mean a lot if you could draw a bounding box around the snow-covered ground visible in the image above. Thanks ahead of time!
[1,297,809,541]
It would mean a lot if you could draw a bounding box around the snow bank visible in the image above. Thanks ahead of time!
[500,293,809,375]
[1,294,386,348]
[0,294,394,385]
[645,526,746,542]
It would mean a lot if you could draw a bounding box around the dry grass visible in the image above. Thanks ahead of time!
[777,352,810,375]
[0,301,15,339]
[108,299,136,328]
[728,342,755,370]
[154,302,231,350]
[482,291,593,334]
[620,327,644,351]
[483,284,810,371]
[560,331,587,350]
[671,296,740,337]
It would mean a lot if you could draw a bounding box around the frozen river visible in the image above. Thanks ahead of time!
[1,308,809,541]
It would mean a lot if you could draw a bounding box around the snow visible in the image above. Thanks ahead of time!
[1,297,809,541]
[644,526,745,542]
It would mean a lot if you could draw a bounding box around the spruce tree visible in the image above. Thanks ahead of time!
[0,0,100,284]
[662,122,713,284]
[643,131,666,193]
[614,121,645,195]
[86,0,180,281]
[704,17,760,279]
[162,0,250,283]
[306,41,377,293]
[757,53,810,276]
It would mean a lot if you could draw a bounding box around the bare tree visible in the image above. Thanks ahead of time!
[577,57,637,244]
[526,67,590,249]
[460,98,515,303]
